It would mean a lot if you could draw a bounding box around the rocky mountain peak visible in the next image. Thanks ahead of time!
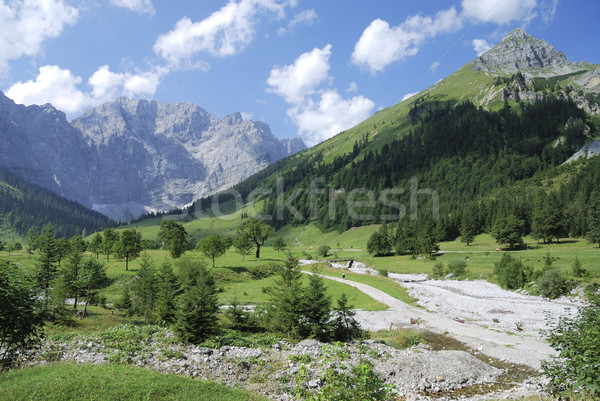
[472,28,585,77]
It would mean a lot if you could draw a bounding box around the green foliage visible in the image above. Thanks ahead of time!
[332,293,364,342]
[272,236,287,254]
[174,260,219,344]
[0,264,45,368]
[233,234,253,261]
[542,287,600,397]
[432,262,445,277]
[237,218,272,259]
[494,253,530,290]
[77,257,109,318]
[586,191,600,248]
[158,220,188,259]
[0,167,114,238]
[197,235,232,268]
[113,229,142,271]
[288,354,312,364]
[130,255,157,323]
[155,260,180,325]
[538,269,570,299]
[247,263,279,280]
[35,223,58,302]
[367,224,394,256]
[460,210,477,246]
[318,244,331,257]
[293,343,394,401]
[88,233,103,259]
[370,329,422,349]
[491,215,524,249]
[571,257,589,278]
[101,228,119,262]
[447,260,467,277]
[303,266,332,341]
[224,298,259,332]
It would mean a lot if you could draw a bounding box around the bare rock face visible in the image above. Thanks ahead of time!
[473,28,588,77]
[0,94,306,221]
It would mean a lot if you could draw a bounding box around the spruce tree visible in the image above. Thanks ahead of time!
[156,260,180,324]
[267,252,305,337]
[131,255,157,324]
[302,266,332,341]
[174,260,219,344]
[332,293,364,342]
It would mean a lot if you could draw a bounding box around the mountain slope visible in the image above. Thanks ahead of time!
[0,94,306,222]
[0,167,115,240]
[181,28,600,237]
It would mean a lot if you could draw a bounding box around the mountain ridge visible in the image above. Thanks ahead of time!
[0,93,306,222]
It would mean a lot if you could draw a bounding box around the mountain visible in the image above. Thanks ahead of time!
[183,28,600,239]
[0,167,115,240]
[0,95,306,222]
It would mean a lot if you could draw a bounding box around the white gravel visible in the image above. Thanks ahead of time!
[398,277,582,335]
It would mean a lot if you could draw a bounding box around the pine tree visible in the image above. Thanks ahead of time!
[35,223,58,303]
[61,236,86,310]
[586,191,600,248]
[332,293,364,342]
[302,266,332,341]
[267,252,305,337]
[174,260,219,344]
[131,255,157,324]
[156,260,180,324]
[459,209,477,246]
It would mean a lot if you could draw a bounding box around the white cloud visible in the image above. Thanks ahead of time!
[540,0,558,24]
[288,90,374,146]
[278,8,316,35]
[154,0,291,68]
[472,39,492,56]
[0,0,78,75]
[109,0,155,16]
[266,44,332,104]
[6,64,168,115]
[461,0,537,25]
[351,7,462,74]
[240,112,253,120]
[346,81,358,93]
[401,92,419,102]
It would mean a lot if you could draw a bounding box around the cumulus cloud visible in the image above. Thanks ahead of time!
[109,0,155,15]
[346,81,358,93]
[461,0,537,25]
[472,39,492,56]
[267,45,374,145]
[0,0,78,75]
[6,64,168,115]
[288,90,374,146]
[351,7,462,74]
[266,45,331,104]
[154,0,292,68]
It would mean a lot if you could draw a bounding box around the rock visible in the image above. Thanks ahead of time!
[445,273,455,279]
[0,93,306,222]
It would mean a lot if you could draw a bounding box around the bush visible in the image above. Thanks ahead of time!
[494,253,530,289]
[448,260,467,276]
[318,245,331,257]
[248,263,278,280]
[432,263,445,277]
[542,286,600,397]
[538,269,570,299]
[377,269,389,277]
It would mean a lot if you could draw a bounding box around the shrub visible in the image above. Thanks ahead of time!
[448,260,467,276]
[432,262,445,277]
[377,269,389,277]
[318,245,331,257]
[538,269,570,299]
[542,286,600,397]
[494,253,530,289]
[248,263,278,280]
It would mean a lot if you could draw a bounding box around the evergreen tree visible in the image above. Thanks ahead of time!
[113,229,142,271]
[302,266,332,341]
[266,253,305,337]
[459,210,477,246]
[174,260,219,344]
[131,255,157,324]
[26,228,38,252]
[61,236,86,310]
[366,223,394,256]
[55,237,69,267]
[332,293,364,342]
[491,215,524,249]
[35,223,58,303]
[155,260,180,324]
[586,191,600,248]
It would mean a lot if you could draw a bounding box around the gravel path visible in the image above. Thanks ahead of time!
[303,270,563,370]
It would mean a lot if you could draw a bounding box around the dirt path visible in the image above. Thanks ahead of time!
[303,270,554,369]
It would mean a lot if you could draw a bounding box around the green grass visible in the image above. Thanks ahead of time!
[0,363,267,401]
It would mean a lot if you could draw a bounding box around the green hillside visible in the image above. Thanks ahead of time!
[0,167,116,241]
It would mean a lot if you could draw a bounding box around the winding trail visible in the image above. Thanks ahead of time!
[302,269,553,369]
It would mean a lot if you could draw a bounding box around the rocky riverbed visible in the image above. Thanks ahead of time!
[20,329,550,400]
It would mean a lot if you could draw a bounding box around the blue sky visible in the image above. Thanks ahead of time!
[1,0,598,145]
